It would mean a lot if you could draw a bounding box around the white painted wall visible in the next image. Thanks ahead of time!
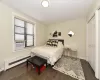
[47,19,86,59]
[0,2,47,69]
[36,23,48,46]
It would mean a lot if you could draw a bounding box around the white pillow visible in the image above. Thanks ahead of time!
[58,42,64,48]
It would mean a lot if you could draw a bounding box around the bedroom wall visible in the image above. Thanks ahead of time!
[0,2,47,63]
[47,18,86,59]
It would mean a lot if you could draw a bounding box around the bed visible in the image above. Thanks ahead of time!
[31,39,64,65]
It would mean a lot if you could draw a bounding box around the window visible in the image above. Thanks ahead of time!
[14,18,34,50]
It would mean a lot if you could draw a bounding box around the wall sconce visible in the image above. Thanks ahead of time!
[68,31,74,37]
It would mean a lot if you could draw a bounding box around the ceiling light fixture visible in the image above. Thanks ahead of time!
[42,0,49,7]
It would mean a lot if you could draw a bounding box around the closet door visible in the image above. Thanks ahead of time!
[91,16,96,71]
[87,19,93,69]
[98,10,100,79]
[87,16,96,72]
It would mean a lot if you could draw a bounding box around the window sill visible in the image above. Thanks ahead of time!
[13,46,34,52]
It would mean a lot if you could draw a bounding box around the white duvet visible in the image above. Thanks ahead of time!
[31,46,64,65]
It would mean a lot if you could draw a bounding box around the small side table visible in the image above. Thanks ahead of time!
[64,47,77,58]
[27,56,47,75]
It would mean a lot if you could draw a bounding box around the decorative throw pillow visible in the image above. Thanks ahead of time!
[52,40,58,47]
[49,41,52,46]
[46,40,59,47]
[46,40,51,46]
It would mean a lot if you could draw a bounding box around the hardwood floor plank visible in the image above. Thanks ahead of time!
[0,59,97,80]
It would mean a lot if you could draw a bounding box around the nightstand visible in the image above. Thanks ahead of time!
[64,46,77,58]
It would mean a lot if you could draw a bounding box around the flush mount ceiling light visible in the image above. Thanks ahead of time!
[42,0,49,7]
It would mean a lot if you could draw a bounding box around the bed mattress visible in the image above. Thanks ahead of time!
[31,46,64,65]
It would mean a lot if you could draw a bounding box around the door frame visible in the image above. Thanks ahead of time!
[95,10,99,79]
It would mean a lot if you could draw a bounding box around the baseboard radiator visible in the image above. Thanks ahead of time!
[5,55,30,70]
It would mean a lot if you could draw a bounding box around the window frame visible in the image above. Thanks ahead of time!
[14,17,34,49]
[25,22,34,47]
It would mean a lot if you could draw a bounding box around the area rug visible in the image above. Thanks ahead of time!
[53,56,85,80]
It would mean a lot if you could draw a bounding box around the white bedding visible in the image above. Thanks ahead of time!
[31,45,64,65]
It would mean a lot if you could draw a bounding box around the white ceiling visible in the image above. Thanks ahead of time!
[1,0,94,24]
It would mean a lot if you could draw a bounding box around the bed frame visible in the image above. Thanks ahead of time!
[49,39,64,45]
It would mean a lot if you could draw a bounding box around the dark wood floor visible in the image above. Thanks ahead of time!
[0,59,98,80]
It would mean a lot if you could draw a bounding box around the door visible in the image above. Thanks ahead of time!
[91,17,96,71]
[87,16,96,72]
[98,9,100,79]
[87,19,93,69]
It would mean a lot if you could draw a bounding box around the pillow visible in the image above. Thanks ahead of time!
[49,41,52,46]
[52,40,58,47]
[58,42,63,48]
[46,40,59,47]
[46,40,51,46]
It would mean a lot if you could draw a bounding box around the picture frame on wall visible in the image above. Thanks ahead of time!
[58,32,61,36]
[52,31,61,37]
